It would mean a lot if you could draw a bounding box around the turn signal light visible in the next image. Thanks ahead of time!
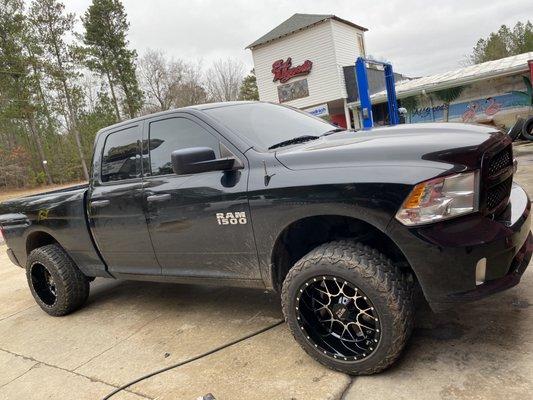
[396,171,479,226]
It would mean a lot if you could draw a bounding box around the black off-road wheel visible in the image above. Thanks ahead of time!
[26,244,90,316]
[281,240,414,375]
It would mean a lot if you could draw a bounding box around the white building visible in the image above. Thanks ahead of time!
[246,14,368,128]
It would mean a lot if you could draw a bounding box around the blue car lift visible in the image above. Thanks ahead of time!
[355,57,399,130]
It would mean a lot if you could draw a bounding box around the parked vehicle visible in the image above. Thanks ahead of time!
[1,101,531,375]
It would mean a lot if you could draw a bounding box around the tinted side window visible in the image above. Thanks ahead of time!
[101,126,140,182]
[149,117,220,176]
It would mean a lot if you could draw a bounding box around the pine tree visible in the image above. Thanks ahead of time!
[470,21,533,64]
[82,0,143,119]
[29,0,90,180]
[239,70,259,101]
[0,0,53,184]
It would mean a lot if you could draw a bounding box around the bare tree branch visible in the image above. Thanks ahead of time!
[205,58,245,102]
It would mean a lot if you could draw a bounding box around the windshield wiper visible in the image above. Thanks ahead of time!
[268,135,320,150]
[320,128,346,136]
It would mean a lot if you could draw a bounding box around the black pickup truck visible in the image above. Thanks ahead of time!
[1,101,531,375]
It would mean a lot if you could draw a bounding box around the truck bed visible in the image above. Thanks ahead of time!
[0,183,89,203]
[0,184,108,278]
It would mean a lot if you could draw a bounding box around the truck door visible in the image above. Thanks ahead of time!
[88,123,160,275]
[142,113,260,282]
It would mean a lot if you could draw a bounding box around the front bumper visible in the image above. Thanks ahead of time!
[447,232,532,303]
[388,183,532,311]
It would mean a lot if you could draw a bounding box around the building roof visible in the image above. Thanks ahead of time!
[246,13,368,49]
[367,52,533,105]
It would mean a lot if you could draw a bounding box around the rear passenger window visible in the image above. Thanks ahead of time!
[101,126,140,182]
[149,117,220,176]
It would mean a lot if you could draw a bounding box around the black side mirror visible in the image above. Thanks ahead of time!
[171,147,239,175]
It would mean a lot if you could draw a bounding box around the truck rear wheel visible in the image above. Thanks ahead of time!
[281,240,414,375]
[26,244,90,316]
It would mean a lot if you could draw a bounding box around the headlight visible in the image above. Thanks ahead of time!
[395,171,479,226]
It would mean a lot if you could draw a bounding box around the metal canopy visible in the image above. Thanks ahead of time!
[365,52,533,105]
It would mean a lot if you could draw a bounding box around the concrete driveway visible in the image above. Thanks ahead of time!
[1,143,533,400]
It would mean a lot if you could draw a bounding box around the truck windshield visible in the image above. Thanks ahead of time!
[203,102,340,151]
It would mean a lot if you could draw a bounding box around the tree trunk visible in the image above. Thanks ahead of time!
[25,44,55,133]
[121,79,135,119]
[50,37,90,181]
[106,70,121,121]
[27,114,53,185]
[61,82,90,181]
[72,123,89,181]
[115,64,136,119]
[35,77,55,133]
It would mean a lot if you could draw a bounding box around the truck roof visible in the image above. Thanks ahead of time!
[95,101,259,136]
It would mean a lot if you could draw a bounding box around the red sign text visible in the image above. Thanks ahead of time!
[272,57,313,83]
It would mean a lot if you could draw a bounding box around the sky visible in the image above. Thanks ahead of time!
[65,0,533,78]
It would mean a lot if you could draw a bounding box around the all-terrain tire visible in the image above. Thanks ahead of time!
[522,116,533,141]
[281,240,415,375]
[508,117,525,141]
[26,244,90,316]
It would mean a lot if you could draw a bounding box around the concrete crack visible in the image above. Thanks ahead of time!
[0,348,153,399]
[0,361,40,389]
[339,376,354,400]
[0,305,37,322]
[72,312,164,372]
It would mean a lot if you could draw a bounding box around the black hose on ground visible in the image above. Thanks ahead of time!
[101,320,284,400]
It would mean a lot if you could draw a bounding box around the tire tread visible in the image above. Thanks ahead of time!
[26,244,89,316]
[281,240,414,375]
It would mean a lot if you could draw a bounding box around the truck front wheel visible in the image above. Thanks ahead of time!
[281,240,414,375]
[26,244,90,316]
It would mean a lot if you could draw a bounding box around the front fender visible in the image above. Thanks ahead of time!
[249,182,410,289]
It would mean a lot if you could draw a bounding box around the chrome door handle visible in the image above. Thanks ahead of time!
[90,200,110,208]
[147,194,171,203]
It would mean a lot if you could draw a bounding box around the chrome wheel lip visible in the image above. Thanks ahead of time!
[295,275,382,362]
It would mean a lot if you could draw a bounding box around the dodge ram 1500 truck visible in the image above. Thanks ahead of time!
[1,101,531,375]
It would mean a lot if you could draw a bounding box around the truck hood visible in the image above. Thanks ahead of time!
[274,123,505,171]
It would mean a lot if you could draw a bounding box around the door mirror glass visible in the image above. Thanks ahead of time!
[171,147,238,175]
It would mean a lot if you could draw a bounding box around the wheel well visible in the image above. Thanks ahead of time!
[271,215,413,291]
[26,231,58,255]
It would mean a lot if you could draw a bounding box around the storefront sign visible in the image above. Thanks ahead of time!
[277,78,309,103]
[272,57,313,83]
[306,104,329,117]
